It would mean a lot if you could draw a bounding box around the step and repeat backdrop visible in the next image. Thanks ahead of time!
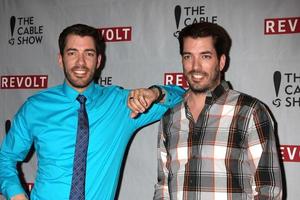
[0,0,299,199]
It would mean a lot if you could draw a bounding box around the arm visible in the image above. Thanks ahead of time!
[153,121,170,200]
[0,104,32,199]
[247,103,282,200]
[127,84,185,118]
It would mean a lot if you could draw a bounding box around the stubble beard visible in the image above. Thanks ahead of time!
[63,65,95,90]
[186,68,221,95]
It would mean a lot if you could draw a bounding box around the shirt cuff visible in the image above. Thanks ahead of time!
[157,85,185,107]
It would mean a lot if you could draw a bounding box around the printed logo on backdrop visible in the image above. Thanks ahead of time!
[164,72,188,89]
[94,26,132,85]
[98,26,132,42]
[280,145,300,162]
[8,16,44,46]
[0,75,48,89]
[264,17,300,35]
[95,76,113,86]
[173,4,218,37]
[272,71,300,108]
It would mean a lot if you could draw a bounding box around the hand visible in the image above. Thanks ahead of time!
[127,87,160,118]
[11,194,28,200]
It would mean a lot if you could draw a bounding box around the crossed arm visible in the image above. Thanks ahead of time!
[127,86,165,118]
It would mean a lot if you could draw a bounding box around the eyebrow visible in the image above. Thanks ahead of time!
[200,51,212,55]
[66,48,96,52]
[66,48,77,52]
[182,51,212,55]
[84,49,96,52]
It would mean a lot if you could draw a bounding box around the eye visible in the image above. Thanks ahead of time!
[202,54,211,59]
[182,54,191,60]
[87,52,95,57]
[85,51,96,57]
[66,51,76,56]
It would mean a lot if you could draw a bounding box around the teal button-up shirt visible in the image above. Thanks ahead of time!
[0,82,184,200]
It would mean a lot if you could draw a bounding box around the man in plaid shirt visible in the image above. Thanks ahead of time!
[153,22,283,200]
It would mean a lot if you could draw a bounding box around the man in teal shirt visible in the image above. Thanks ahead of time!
[0,24,184,200]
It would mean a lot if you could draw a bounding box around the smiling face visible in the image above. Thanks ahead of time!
[58,34,101,93]
[182,36,226,94]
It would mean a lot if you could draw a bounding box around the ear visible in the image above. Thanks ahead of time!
[219,54,226,71]
[58,53,63,69]
[96,54,102,69]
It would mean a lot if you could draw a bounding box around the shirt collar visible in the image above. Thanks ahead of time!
[62,81,96,103]
[206,80,230,102]
[184,80,230,105]
[183,80,230,120]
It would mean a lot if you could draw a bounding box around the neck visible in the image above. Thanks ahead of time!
[186,91,206,122]
[66,81,90,94]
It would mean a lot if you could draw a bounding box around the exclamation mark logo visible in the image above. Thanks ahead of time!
[9,16,16,45]
[10,16,16,37]
[272,71,282,107]
[173,5,181,37]
[174,5,181,29]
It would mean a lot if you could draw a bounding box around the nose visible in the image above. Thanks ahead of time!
[192,57,202,71]
[76,53,86,66]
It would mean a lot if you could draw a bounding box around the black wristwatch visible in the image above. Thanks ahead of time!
[148,85,165,104]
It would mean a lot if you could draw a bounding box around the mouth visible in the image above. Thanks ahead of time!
[72,67,89,77]
[190,72,206,82]
[192,73,204,79]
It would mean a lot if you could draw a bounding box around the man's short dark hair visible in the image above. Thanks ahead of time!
[178,22,232,60]
[58,24,104,57]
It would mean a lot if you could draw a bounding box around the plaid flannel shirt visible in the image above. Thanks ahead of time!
[154,81,282,200]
